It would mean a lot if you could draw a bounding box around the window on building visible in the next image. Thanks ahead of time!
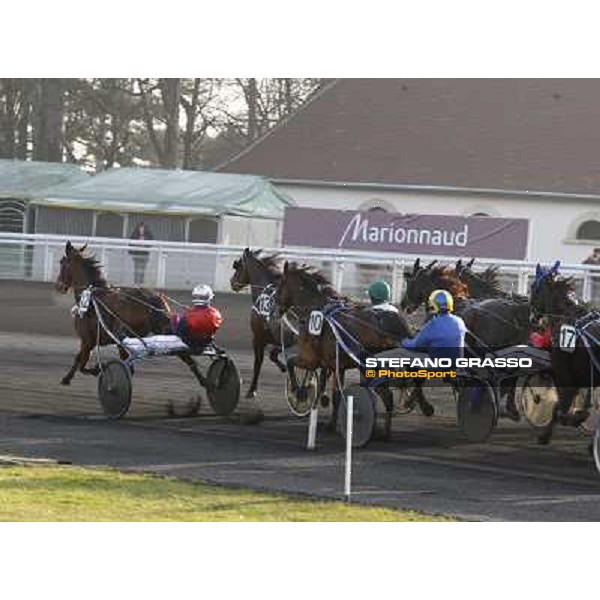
[188,217,219,243]
[0,199,27,233]
[96,212,124,238]
[576,220,600,241]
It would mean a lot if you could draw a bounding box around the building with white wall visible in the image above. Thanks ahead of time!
[219,79,600,264]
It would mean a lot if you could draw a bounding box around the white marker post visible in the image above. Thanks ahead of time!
[307,407,319,450]
[345,394,354,501]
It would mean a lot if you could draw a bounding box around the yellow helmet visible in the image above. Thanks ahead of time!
[428,289,454,314]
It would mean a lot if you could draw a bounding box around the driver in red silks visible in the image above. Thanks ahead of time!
[529,325,552,350]
[171,284,223,349]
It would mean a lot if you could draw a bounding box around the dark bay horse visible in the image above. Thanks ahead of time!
[230,248,291,398]
[455,258,527,302]
[529,262,600,444]
[402,258,530,348]
[275,261,415,436]
[55,241,201,386]
[402,258,530,419]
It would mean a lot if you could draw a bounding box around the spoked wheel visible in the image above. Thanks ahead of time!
[337,385,376,448]
[98,360,132,420]
[285,366,319,417]
[206,357,241,416]
[519,372,559,429]
[457,379,498,443]
[593,426,600,476]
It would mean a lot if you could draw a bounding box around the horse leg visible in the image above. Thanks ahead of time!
[537,387,579,445]
[247,336,265,398]
[269,345,287,372]
[504,378,520,421]
[413,380,434,417]
[61,342,93,385]
[318,368,330,407]
[61,350,83,385]
[117,346,132,375]
[327,369,344,432]
[556,386,586,427]
[376,385,393,441]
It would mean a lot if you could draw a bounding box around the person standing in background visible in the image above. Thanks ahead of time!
[583,248,600,265]
[583,248,600,305]
[129,222,154,285]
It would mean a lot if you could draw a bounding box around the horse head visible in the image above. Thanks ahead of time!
[230,249,251,292]
[530,261,572,318]
[230,248,281,293]
[402,261,462,313]
[55,241,90,294]
[276,261,338,315]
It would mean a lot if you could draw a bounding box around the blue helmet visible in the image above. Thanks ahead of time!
[428,289,454,314]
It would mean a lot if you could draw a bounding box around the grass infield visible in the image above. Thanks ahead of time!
[0,464,451,522]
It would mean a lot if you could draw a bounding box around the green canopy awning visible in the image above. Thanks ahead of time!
[33,167,293,218]
[0,159,88,199]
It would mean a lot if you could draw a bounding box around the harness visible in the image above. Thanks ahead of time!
[252,283,277,322]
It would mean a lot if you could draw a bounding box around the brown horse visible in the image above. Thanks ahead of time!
[402,257,530,419]
[401,258,470,314]
[230,248,291,398]
[55,241,202,386]
[455,258,524,301]
[275,261,415,435]
[401,258,529,347]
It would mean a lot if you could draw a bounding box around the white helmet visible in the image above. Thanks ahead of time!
[192,284,214,306]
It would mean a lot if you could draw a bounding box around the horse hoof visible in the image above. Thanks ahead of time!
[376,429,392,442]
[60,378,71,386]
[420,404,435,417]
[245,390,256,399]
[320,394,330,408]
[504,408,521,422]
[537,432,552,445]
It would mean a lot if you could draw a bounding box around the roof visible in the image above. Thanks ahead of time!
[219,79,600,195]
[33,167,293,218]
[0,159,88,199]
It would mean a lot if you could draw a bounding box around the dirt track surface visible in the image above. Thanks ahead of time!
[2,281,600,521]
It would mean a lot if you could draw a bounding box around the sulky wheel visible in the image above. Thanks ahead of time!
[97,360,132,420]
[285,367,319,417]
[457,379,498,443]
[206,357,241,416]
[519,372,558,429]
[337,385,376,448]
[593,425,600,476]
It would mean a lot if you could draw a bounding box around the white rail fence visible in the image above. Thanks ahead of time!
[2,232,600,303]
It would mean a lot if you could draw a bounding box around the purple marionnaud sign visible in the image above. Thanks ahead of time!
[282,207,529,260]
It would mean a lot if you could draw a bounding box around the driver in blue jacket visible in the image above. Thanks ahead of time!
[371,290,466,417]
[402,289,466,362]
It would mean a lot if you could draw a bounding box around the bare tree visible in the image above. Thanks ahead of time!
[138,78,181,169]
[0,79,33,160]
[32,79,65,162]
[63,79,145,170]
[1,78,325,170]
[225,78,324,142]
